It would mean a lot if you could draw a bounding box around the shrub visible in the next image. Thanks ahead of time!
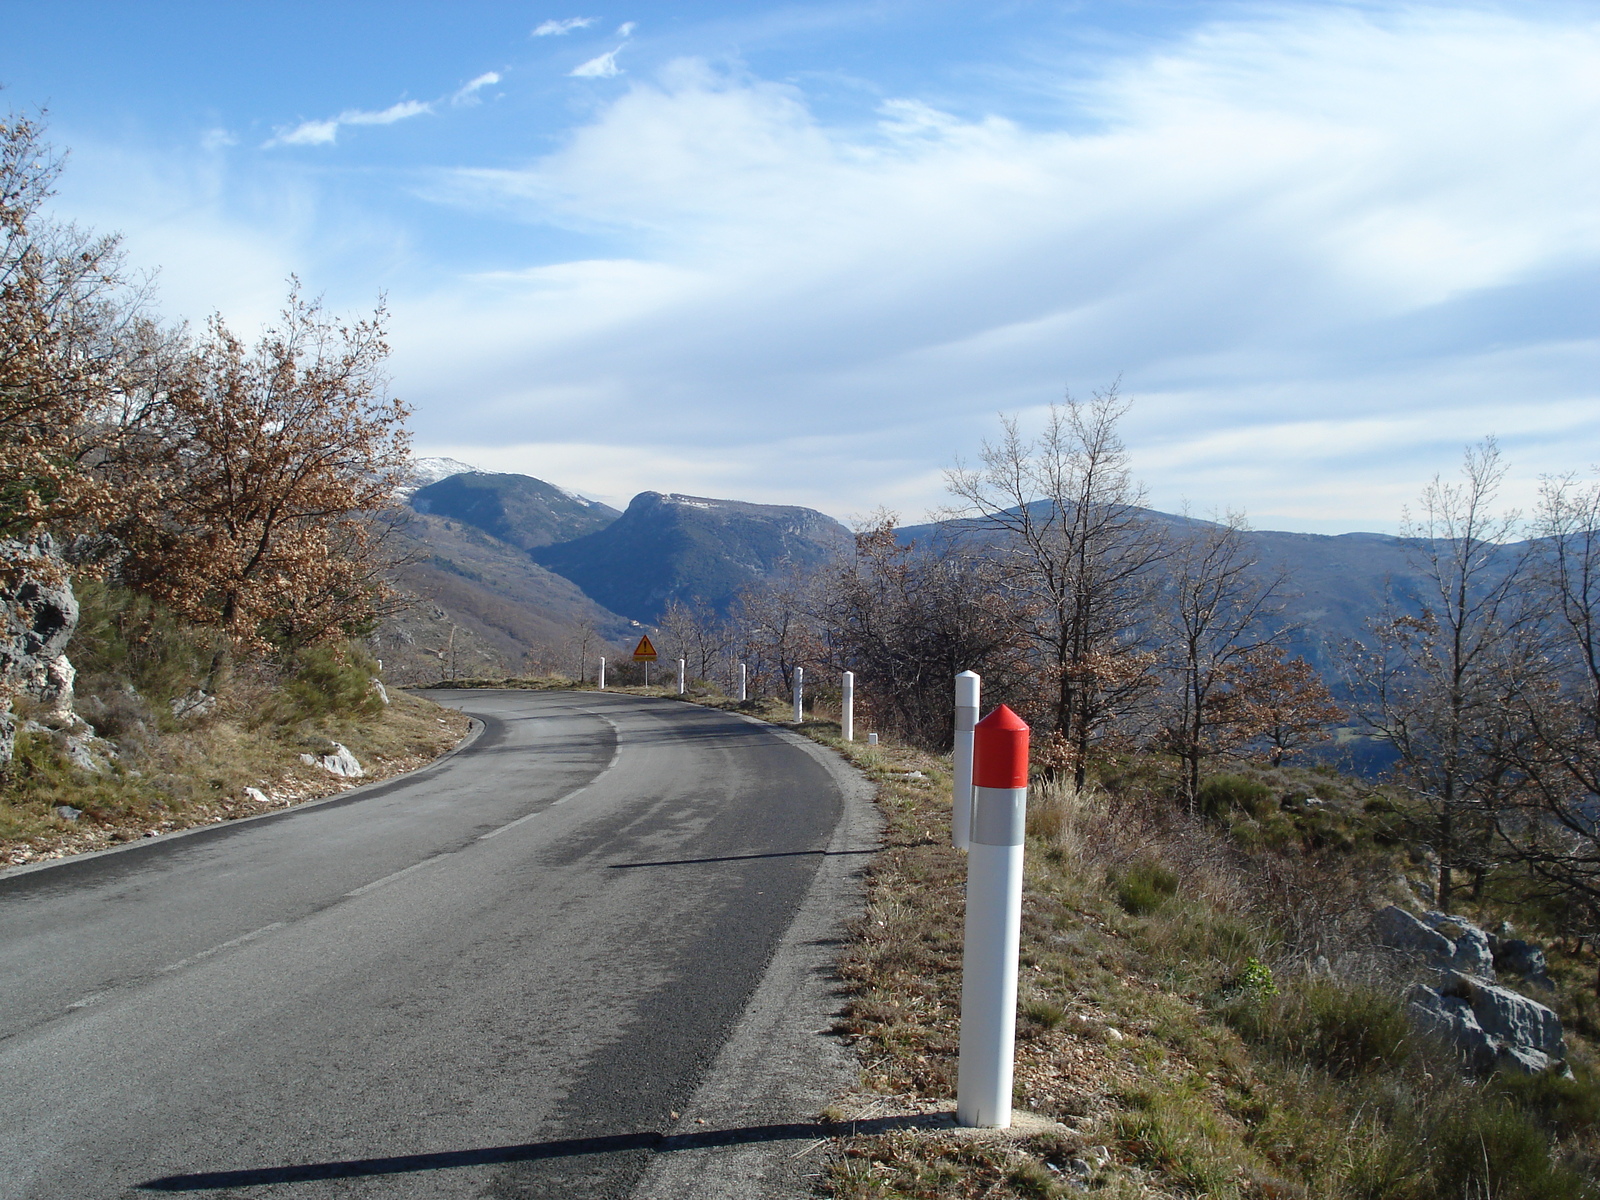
[1198,774,1273,820]
[1116,860,1179,914]
[1428,1094,1590,1200]
[71,580,219,709]
[1494,1064,1600,1140]
[1224,977,1410,1078]
[1235,957,1278,998]
[279,645,384,721]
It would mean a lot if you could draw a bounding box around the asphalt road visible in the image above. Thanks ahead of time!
[0,690,876,1199]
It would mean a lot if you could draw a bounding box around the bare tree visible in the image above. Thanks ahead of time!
[813,515,1032,748]
[1493,474,1600,958]
[564,618,598,682]
[727,569,821,697]
[657,596,730,685]
[1349,440,1537,912]
[1156,514,1289,809]
[945,386,1165,786]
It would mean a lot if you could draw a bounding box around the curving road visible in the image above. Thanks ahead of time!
[0,690,876,1199]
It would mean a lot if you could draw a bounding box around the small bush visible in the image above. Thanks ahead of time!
[1198,774,1274,820]
[1429,1094,1590,1200]
[279,645,384,721]
[1116,860,1179,914]
[1022,998,1067,1030]
[1225,977,1410,1078]
[1495,1064,1600,1139]
[1234,957,1278,998]
[71,580,219,710]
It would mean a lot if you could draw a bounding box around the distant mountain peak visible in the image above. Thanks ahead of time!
[409,472,621,553]
[555,484,608,509]
[397,457,481,498]
[533,490,852,622]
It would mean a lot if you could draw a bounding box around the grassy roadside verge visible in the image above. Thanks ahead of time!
[1,678,470,870]
[778,722,1600,1199]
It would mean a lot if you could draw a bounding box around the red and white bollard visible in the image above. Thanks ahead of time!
[957,704,1029,1128]
[952,671,980,850]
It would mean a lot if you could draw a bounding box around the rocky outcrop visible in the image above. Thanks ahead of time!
[1377,904,1565,1074]
[1374,905,1494,977]
[300,743,363,778]
[0,536,82,766]
[1409,971,1567,1075]
[1488,923,1554,990]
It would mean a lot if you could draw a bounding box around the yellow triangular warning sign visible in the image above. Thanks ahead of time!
[632,634,659,662]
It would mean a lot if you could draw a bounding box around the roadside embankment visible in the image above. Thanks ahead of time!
[1,673,471,870]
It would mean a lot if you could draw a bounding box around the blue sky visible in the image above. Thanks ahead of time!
[4,1,1596,531]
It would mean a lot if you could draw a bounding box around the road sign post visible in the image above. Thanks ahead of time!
[957,704,1029,1129]
[632,635,658,689]
[792,667,804,723]
[952,671,981,850]
[841,671,855,741]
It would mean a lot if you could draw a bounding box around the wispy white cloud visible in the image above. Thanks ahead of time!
[618,22,636,37]
[405,9,1600,527]
[342,100,430,127]
[451,71,502,106]
[266,99,431,147]
[199,128,236,152]
[56,6,1600,531]
[570,49,622,78]
[534,17,594,37]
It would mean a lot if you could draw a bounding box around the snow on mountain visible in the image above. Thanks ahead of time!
[396,457,480,498]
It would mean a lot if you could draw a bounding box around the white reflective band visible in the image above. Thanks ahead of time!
[955,704,978,732]
[971,785,1027,846]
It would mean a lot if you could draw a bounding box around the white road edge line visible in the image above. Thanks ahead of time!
[158,922,288,974]
[478,711,624,840]
[345,856,446,897]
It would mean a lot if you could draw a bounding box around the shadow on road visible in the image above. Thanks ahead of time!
[135,1114,957,1191]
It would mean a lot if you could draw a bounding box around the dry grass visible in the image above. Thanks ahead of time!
[1,685,470,869]
[759,717,1600,1199]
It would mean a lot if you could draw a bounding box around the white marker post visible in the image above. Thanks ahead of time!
[738,662,748,701]
[952,671,981,850]
[867,732,878,745]
[598,657,606,691]
[792,667,804,723]
[957,705,1029,1129]
[841,671,855,742]
[677,658,686,695]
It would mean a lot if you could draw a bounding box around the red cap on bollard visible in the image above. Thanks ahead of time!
[973,705,1030,788]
